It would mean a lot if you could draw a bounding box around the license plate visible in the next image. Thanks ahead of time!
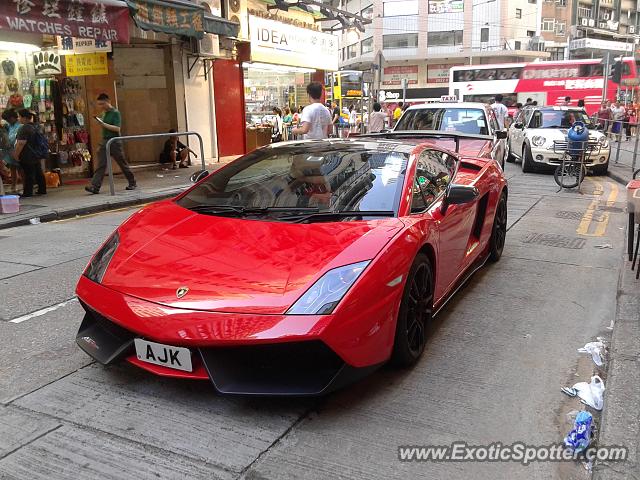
[134,339,193,372]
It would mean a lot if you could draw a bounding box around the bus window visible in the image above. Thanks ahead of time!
[497,67,522,80]
[453,70,474,82]
[475,69,497,81]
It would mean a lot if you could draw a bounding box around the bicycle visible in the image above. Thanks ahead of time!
[552,139,602,191]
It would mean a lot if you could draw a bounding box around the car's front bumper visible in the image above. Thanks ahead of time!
[75,276,395,395]
[531,145,610,167]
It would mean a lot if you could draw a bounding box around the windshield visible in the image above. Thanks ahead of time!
[177,141,410,219]
[530,110,593,129]
[395,108,489,135]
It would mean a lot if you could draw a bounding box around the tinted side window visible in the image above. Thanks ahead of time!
[411,150,456,212]
[529,111,542,128]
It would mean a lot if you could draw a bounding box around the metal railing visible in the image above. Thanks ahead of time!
[589,116,639,170]
[105,131,206,196]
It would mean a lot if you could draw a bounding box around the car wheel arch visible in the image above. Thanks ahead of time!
[417,242,437,288]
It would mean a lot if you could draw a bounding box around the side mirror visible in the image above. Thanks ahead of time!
[441,184,480,215]
[190,170,209,183]
[514,123,524,129]
[496,130,508,139]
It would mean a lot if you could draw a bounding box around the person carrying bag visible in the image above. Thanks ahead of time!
[12,109,47,197]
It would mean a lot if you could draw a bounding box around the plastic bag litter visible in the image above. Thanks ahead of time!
[564,410,593,453]
[578,341,605,366]
[29,217,40,225]
[571,376,605,410]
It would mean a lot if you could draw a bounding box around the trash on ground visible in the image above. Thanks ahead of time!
[156,174,164,178]
[578,341,605,366]
[561,387,578,397]
[594,244,613,249]
[29,217,40,225]
[564,410,593,452]
[569,376,605,410]
[582,459,593,473]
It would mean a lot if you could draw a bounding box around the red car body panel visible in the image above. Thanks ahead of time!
[75,139,507,393]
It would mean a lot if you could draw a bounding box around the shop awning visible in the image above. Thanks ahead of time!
[204,13,240,38]
[126,0,223,39]
[0,0,130,43]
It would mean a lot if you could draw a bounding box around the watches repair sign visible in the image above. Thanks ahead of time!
[65,52,108,76]
[249,16,338,71]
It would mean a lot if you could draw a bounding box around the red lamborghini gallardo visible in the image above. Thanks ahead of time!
[76,133,507,395]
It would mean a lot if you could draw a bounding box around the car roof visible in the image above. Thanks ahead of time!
[524,106,585,112]
[405,102,489,111]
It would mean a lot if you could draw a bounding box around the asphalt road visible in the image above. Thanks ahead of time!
[0,164,627,479]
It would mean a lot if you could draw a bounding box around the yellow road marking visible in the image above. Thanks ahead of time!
[576,178,618,237]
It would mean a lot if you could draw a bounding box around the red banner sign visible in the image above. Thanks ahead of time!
[0,0,130,43]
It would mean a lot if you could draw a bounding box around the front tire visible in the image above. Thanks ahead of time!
[391,253,434,367]
[521,144,535,173]
[488,192,507,262]
[592,161,609,176]
[506,140,515,163]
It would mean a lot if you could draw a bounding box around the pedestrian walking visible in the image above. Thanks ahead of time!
[0,109,21,193]
[368,102,388,133]
[597,102,611,133]
[292,82,332,140]
[610,101,625,141]
[492,94,508,130]
[577,99,585,110]
[86,93,136,194]
[563,96,571,106]
[271,107,283,143]
[625,104,636,140]
[629,105,638,138]
[331,101,341,136]
[348,104,358,133]
[13,109,47,198]
[393,102,403,126]
[525,97,533,107]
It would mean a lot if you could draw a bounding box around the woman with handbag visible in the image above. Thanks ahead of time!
[271,107,283,143]
[13,109,47,197]
[1,109,22,193]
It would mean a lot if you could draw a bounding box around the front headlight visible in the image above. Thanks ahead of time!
[287,260,370,315]
[531,135,546,147]
[598,137,609,148]
[84,231,120,284]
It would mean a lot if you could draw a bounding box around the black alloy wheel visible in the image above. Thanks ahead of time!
[391,253,434,367]
[489,192,507,262]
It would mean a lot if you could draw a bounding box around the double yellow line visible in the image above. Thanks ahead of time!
[576,178,618,237]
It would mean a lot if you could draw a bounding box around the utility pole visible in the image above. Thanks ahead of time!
[602,51,610,103]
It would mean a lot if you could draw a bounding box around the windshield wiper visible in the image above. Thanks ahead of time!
[283,210,396,223]
[189,205,320,216]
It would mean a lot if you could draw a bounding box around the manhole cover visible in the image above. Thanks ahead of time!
[522,233,586,249]
[556,211,584,220]
[598,205,624,213]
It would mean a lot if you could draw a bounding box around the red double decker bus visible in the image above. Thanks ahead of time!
[449,58,639,114]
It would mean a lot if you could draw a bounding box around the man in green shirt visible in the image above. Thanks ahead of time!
[85,93,136,194]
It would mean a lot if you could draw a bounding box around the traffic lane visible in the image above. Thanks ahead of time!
[13,364,315,475]
[0,301,91,404]
[0,261,40,280]
[0,405,60,458]
[241,189,624,479]
[0,425,232,480]
[0,257,89,321]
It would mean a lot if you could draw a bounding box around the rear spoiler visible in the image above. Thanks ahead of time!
[357,130,494,154]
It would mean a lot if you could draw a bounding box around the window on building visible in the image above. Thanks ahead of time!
[514,40,522,50]
[480,27,489,42]
[528,0,536,3]
[361,37,374,54]
[383,0,419,16]
[556,0,567,6]
[427,30,463,47]
[547,47,565,61]
[556,22,566,35]
[542,18,555,31]
[527,30,535,37]
[347,44,357,59]
[577,6,592,18]
[383,33,419,49]
[515,8,522,18]
[361,4,374,20]
[341,48,345,61]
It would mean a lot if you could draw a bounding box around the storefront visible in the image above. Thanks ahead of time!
[0,0,130,181]
[242,4,339,150]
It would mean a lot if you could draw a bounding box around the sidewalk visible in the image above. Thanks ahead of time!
[0,160,231,230]
[593,250,640,479]
[607,139,639,185]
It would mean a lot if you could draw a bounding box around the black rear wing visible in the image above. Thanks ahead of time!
[357,130,494,154]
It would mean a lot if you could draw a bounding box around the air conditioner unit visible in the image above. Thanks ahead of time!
[581,18,588,26]
[224,0,248,40]
[192,33,220,57]
[630,25,636,33]
[602,12,610,20]
[588,19,595,27]
[599,22,608,29]
[576,29,584,38]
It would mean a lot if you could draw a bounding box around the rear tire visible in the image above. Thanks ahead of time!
[391,253,434,367]
[506,141,515,163]
[488,192,507,262]
[521,144,535,173]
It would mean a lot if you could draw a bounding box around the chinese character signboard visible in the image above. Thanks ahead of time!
[382,66,418,86]
[126,0,205,39]
[65,52,108,76]
[0,0,130,43]
[428,0,464,14]
[249,16,339,71]
[57,36,112,55]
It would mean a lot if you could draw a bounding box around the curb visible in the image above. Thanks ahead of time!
[0,189,182,230]
[606,168,629,186]
[592,253,640,479]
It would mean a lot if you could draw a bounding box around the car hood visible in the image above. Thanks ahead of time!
[525,128,606,140]
[100,201,405,314]
[419,138,494,159]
